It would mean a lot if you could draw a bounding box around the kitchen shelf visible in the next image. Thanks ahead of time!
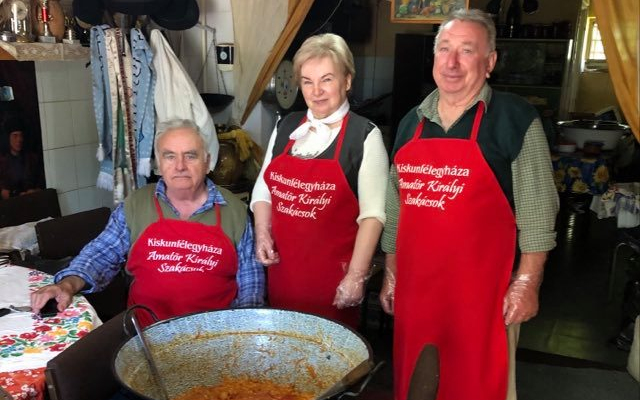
[0,41,89,61]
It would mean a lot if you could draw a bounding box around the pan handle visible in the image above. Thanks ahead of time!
[337,361,385,399]
[122,304,159,337]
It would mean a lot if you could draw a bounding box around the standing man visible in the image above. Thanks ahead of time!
[32,119,264,326]
[0,117,44,199]
[380,9,558,400]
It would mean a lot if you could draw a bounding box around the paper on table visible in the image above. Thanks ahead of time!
[0,266,31,309]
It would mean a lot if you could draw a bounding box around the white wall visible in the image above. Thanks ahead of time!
[177,0,276,148]
[35,61,113,216]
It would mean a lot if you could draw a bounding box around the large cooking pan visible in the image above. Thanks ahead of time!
[557,120,630,150]
[113,308,375,400]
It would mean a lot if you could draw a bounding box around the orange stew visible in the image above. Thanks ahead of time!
[172,378,314,400]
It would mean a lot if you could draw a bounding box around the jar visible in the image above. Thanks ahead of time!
[210,140,243,186]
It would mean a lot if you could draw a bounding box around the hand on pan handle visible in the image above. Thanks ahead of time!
[255,225,280,266]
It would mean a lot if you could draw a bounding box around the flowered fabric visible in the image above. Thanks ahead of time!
[552,153,610,195]
[0,368,45,400]
[0,266,101,399]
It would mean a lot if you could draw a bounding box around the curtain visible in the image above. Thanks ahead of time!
[592,0,639,139]
[231,0,314,125]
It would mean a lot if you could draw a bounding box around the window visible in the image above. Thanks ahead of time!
[583,17,607,71]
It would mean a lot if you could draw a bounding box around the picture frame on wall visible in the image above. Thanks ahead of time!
[390,0,469,24]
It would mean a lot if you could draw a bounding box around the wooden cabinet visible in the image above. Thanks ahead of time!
[490,38,572,116]
[391,34,572,134]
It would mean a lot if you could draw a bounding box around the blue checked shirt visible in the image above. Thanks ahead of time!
[55,178,265,308]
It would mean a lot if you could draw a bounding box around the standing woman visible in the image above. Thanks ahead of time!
[251,33,388,327]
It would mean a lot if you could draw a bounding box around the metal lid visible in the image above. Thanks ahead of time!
[557,120,629,131]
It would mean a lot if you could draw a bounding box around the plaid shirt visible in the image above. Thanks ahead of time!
[55,178,265,308]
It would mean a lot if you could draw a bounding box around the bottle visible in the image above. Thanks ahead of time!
[505,0,522,38]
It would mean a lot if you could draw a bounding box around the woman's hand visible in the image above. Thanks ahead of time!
[333,269,367,309]
[255,226,280,266]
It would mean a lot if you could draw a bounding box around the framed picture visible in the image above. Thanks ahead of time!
[391,0,469,24]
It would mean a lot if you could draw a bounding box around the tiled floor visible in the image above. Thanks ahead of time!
[357,198,638,398]
[518,199,631,368]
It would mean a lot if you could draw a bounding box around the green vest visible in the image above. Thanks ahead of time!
[123,184,248,255]
[393,91,538,206]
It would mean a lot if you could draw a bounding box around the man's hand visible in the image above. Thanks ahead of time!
[30,276,85,314]
[333,270,367,309]
[503,272,542,325]
[255,226,280,266]
[380,253,397,315]
[503,251,547,325]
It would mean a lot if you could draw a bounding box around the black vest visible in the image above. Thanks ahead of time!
[393,91,539,206]
[273,111,377,197]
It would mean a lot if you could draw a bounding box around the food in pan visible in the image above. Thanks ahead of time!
[172,377,313,400]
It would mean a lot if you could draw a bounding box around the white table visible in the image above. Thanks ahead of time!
[0,265,101,400]
[590,182,640,228]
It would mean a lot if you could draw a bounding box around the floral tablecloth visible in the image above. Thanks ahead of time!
[0,265,101,400]
[552,152,610,195]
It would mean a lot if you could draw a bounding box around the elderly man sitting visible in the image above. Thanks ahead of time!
[31,119,265,326]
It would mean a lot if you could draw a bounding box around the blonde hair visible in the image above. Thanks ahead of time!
[292,33,355,83]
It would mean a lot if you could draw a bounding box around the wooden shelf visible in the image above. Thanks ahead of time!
[0,41,89,61]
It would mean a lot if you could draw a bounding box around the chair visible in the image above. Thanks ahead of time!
[609,228,640,300]
[0,188,60,228]
[35,207,111,259]
[45,311,127,400]
[34,207,129,321]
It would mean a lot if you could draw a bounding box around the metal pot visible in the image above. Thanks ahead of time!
[557,120,630,150]
[113,308,375,400]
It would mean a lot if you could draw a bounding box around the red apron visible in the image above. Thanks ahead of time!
[264,115,360,327]
[393,103,515,400]
[127,197,238,326]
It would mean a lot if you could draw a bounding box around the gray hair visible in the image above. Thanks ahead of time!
[154,119,210,157]
[293,33,355,83]
[434,8,496,54]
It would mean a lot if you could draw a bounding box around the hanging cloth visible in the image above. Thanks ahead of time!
[90,25,116,191]
[130,28,156,180]
[150,29,219,169]
[103,28,137,203]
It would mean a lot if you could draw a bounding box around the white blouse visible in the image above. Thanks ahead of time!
[250,121,388,225]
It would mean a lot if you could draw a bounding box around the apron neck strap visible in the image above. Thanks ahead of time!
[470,101,485,142]
[412,101,485,142]
[332,113,349,160]
[214,203,221,227]
[153,195,164,220]
[154,194,221,225]
[412,118,426,140]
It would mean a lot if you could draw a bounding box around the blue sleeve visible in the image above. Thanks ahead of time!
[231,217,265,307]
[54,204,131,293]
